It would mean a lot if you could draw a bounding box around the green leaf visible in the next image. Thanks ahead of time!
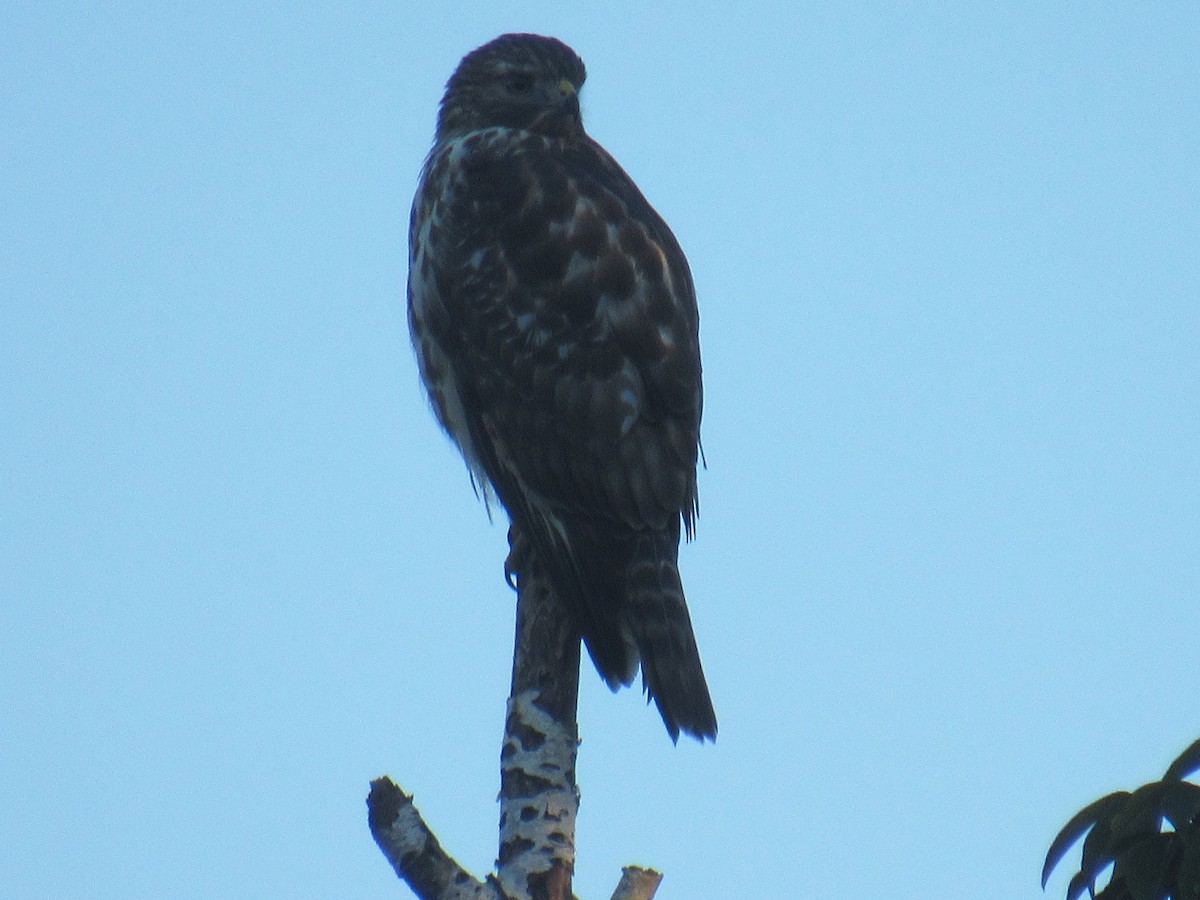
[1160,781,1200,831]
[1111,833,1174,900]
[1092,882,1131,900]
[1044,792,1131,888]
[1066,869,1096,900]
[1175,829,1200,897]
[1165,738,1200,782]
[1080,816,1119,890]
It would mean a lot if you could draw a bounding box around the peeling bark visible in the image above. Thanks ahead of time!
[367,777,498,900]
[498,550,580,900]
[367,535,659,899]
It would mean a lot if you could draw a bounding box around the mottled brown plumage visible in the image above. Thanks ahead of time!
[408,33,715,741]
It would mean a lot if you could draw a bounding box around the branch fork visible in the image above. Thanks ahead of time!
[368,554,662,900]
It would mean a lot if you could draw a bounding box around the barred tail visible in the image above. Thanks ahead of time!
[624,532,717,743]
[514,507,717,743]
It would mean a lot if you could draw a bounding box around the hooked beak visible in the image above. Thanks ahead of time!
[532,77,582,136]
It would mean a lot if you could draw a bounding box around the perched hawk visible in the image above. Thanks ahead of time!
[408,33,716,742]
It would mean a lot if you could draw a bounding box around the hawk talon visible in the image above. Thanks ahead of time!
[504,526,531,591]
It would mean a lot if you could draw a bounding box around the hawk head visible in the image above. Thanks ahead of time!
[435,34,587,142]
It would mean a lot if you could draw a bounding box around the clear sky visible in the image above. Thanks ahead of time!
[3,3,1197,898]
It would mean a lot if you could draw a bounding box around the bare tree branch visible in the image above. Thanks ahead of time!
[367,777,498,900]
[609,867,663,900]
[367,530,661,899]
[498,546,581,900]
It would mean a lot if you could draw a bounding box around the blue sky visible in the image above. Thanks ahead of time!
[3,3,1197,898]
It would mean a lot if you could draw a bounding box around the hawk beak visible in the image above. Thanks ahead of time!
[530,77,581,137]
[555,77,582,131]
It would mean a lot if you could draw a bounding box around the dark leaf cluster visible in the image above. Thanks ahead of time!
[1043,739,1200,900]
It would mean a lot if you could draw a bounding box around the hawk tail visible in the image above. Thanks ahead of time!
[624,532,717,743]
[512,507,716,743]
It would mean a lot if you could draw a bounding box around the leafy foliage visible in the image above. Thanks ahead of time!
[1044,739,1200,900]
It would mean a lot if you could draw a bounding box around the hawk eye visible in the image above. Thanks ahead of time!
[504,72,536,94]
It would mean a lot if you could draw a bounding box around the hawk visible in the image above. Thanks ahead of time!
[408,33,716,742]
